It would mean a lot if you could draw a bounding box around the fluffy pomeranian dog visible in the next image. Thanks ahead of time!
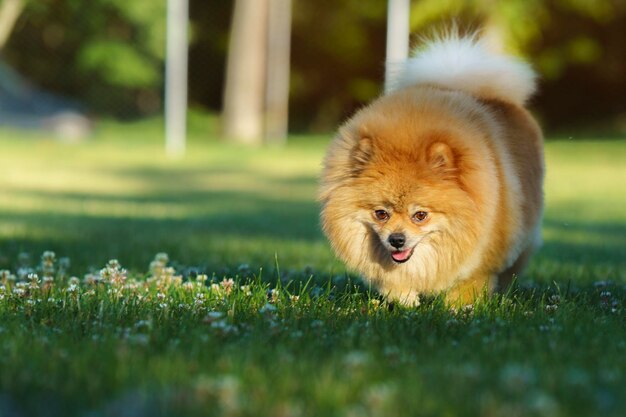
[319,33,544,305]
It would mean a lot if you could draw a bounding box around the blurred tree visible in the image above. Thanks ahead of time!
[222,0,269,144]
[222,0,292,145]
[4,0,166,117]
[0,0,25,50]
[2,0,624,132]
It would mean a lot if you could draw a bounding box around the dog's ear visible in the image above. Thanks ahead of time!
[427,141,456,172]
[350,136,374,175]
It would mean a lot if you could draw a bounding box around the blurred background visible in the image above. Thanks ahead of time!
[0,0,625,143]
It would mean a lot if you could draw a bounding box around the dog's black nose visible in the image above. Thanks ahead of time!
[388,233,406,249]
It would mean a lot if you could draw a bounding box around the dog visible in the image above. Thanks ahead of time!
[319,33,544,305]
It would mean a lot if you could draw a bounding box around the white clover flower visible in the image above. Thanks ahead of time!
[269,288,280,304]
[58,257,70,270]
[182,281,194,291]
[220,278,235,295]
[13,288,25,296]
[69,277,80,286]
[310,320,324,328]
[239,285,252,296]
[259,303,277,315]
[196,274,208,283]
[83,273,100,285]
[343,351,370,369]
[210,320,239,335]
[204,311,225,323]
[210,283,221,293]
[155,252,169,263]
[67,283,79,293]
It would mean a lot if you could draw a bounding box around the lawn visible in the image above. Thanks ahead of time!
[0,121,625,417]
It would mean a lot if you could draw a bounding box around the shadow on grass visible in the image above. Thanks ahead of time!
[0,164,337,275]
[1,165,624,284]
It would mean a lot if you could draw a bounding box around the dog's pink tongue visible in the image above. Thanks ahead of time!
[391,249,412,262]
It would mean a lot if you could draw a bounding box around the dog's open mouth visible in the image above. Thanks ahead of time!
[391,248,414,263]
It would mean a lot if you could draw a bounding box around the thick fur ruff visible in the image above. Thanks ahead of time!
[319,34,544,305]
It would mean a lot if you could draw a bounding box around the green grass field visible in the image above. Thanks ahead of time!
[0,121,625,417]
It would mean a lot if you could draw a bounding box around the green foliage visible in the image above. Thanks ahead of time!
[78,40,160,88]
[4,0,166,116]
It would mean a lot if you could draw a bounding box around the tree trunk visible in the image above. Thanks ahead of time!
[222,0,269,145]
[264,0,291,145]
[0,0,24,50]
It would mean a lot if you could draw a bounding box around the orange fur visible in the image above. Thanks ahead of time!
[319,85,543,306]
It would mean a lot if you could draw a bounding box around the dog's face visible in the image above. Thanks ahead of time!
[365,201,439,264]
[350,138,468,268]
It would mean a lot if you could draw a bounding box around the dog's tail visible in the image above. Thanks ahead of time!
[385,32,536,106]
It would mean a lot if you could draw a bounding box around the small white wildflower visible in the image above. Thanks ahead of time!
[343,351,370,369]
[210,283,221,293]
[196,274,209,283]
[210,320,239,336]
[545,304,558,312]
[204,311,225,324]
[269,288,280,303]
[182,281,194,290]
[195,293,206,306]
[134,320,152,330]
[290,295,300,302]
[155,253,169,264]
[13,288,25,296]
[310,320,324,328]
[159,302,168,309]
[67,283,79,293]
[0,294,4,301]
[240,285,252,296]
[157,292,166,300]
[259,303,277,315]
[220,278,235,295]
[69,277,80,286]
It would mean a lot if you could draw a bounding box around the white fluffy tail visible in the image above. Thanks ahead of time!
[385,33,537,106]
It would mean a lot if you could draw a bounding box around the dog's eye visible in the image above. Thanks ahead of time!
[413,211,428,222]
[374,210,390,221]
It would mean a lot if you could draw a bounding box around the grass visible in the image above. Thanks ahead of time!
[0,121,625,417]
